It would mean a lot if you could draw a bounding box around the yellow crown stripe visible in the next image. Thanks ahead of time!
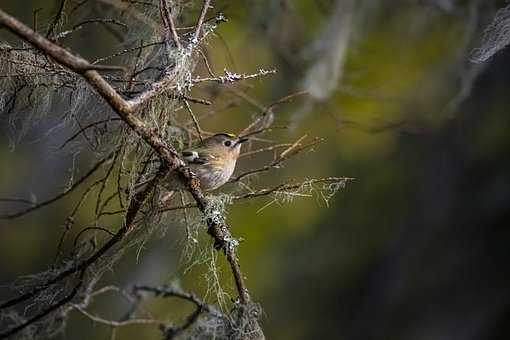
[213,132,237,139]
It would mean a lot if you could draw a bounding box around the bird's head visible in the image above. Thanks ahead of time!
[200,133,248,161]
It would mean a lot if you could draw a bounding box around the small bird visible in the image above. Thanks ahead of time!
[162,132,248,194]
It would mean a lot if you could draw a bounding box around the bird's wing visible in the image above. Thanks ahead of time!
[181,150,215,165]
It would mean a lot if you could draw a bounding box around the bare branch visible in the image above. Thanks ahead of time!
[134,284,220,316]
[0,163,166,315]
[184,99,203,142]
[181,94,211,105]
[160,177,354,213]
[198,48,216,77]
[231,177,354,201]
[239,143,294,158]
[0,152,113,220]
[0,271,85,339]
[193,68,277,84]
[46,0,67,39]
[193,0,212,43]
[231,136,322,182]
[0,197,33,204]
[159,0,182,50]
[60,118,122,149]
[73,305,164,327]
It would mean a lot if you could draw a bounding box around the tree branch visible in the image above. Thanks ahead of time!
[193,0,212,43]
[159,0,182,50]
[0,5,257,330]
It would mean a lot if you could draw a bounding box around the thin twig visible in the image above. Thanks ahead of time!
[198,48,216,77]
[265,90,308,113]
[134,284,219,316]
[159,0,182,49]
[184,99,203,142]
[60,118,121,149]
[160,177,354,212]
[0,271,85,339]
[73,305,164,327]
[73,226,116,247]
[193,0,212,43]
[0,197,33,204]
[46,0,67,39]
[95,150,121,217]
[239,143,294,158]
[193,68,276,84]
[0,164,167,311]
[230,136,322,182]
[232,177,354,200]
[73,18,128,30]
[0,152,113,219]
[182,94,211,105]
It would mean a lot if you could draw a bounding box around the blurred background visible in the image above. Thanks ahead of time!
[2,0,510,339]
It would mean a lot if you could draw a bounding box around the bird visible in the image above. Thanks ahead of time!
[159,133,248,201]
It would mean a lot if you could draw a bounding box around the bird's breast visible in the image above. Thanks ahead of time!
[193,160,236,191]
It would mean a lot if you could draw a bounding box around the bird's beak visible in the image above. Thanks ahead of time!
[235,137,249,146]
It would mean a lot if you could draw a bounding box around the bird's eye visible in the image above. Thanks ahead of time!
[224,140,232,147]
